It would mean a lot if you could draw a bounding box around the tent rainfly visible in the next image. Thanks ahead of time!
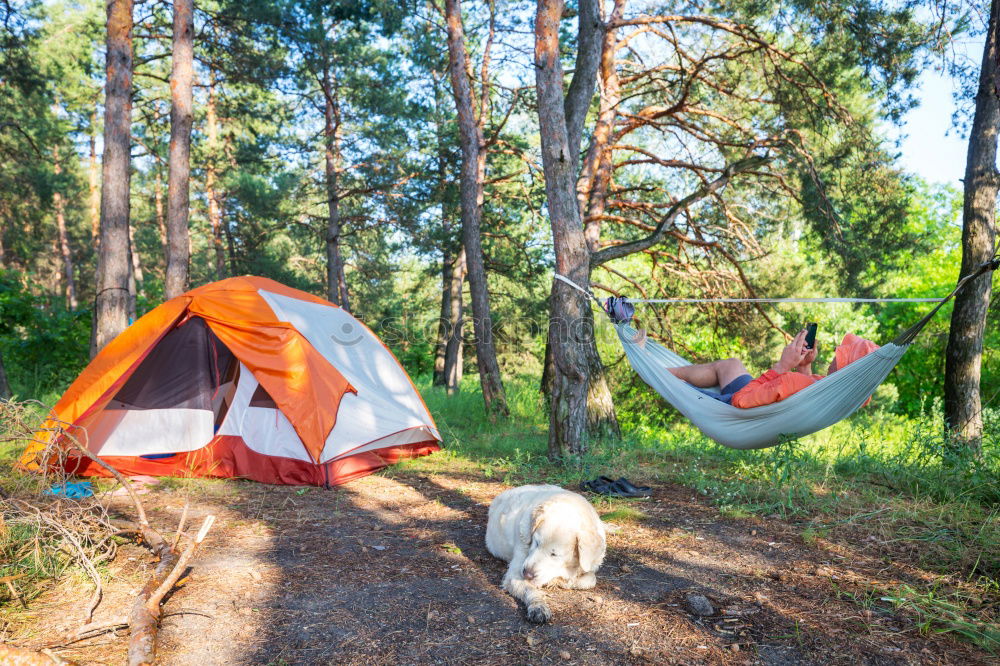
[19,277,441,486]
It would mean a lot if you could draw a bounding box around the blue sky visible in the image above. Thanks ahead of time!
[894,34,986,188]
[895,71,969,187]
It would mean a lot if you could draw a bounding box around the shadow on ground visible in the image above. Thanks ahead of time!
[26,471,992,665]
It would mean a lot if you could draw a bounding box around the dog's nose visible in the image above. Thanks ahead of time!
[522,568,535,581]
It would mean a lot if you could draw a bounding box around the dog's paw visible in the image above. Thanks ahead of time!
[526,602,552,624]
[571,572,597,590]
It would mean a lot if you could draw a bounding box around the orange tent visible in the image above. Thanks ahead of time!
[20,277,440,486]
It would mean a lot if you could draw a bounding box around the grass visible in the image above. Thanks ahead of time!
[599,506,650,524]
[881,583,1000,651]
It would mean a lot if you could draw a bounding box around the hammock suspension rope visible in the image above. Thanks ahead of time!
[552,256,1000,449]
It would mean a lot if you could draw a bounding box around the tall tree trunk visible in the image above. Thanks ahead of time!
[434,246,453,387]
[224,215,237,275]
[154,164,167,266]
[93,0,134,356]
[128,220,144,318]
[53,146,78,309]
[578,0,625,439]
[164,0,193,299]
[127,234,137,323]
[435,245,466,393]
[0,349,11,399]
[323,63,348,308]
[444,0,508,416]
[541,0,620,441]
[337,258,350,312]
[444,247,466,394]
[433,72,457,390]
[88,109,101,243]
[944,0,1000,453]
[206,70,226,281]
[535,0,603,458]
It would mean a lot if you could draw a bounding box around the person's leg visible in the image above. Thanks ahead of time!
[669,358,750,388]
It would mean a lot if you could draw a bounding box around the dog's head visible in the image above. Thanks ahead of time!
[521,497,605,586]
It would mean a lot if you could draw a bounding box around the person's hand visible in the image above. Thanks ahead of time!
[773,329,808,373]
[632,329,648,348]
[796,341,818,373]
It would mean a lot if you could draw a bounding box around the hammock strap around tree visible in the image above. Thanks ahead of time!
[892,257,1000,346]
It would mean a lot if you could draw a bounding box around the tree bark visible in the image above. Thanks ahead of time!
[206,70,226,281]
[93,0,134,356]
[126,235,137,324]
[433,74,460,391]
[576,0,626,439]
[434,244,456,387]
[128,220,143,320]
[444,0,508,416]
[164,0,193,299]
[944,0,1000,452]
[435,246,466,393]
[444,248,466,394]
[535,0,603,458]
[89,109,101,244]
[53,146,78,310]
[0,349,11,399]
[154,163,166,266]
[337,258,350,311]
[323,62,348,308]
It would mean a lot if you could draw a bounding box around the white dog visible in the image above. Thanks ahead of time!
[486,484,606,623]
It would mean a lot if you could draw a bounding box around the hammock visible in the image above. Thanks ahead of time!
[555,258,998,450]
[616,322,905,449]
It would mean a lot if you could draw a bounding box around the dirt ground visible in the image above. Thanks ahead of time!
[8,469,995,665]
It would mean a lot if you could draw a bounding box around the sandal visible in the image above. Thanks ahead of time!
[580,476,652,498]
[614,477,652,497]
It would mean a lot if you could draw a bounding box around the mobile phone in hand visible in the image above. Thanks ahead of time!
[804,323,818,349]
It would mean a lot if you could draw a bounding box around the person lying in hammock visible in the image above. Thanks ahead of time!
[632,328,879,407]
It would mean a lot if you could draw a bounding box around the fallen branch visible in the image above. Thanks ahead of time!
[128,515,216,666]
[0,644,78,665]
[171,500,189,551]
[6,408,220,666]
[148,515,215,612]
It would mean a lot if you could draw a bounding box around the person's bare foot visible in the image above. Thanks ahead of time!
[632,329,648,348]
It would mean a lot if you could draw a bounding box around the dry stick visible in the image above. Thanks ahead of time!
[39,648,74,665]
[70,617,129,640]
[6,580,27,609]
[57,607,214,650]
[171,499,189,551]
[0,643,77,665]
[7,499,104,622]
[128,515,215,666]
[38,514,104,623]
[126,534,176,666]
[45,427,210,665]
[148,515,215,612]
[1,573,28,609]
[55,430,154,534]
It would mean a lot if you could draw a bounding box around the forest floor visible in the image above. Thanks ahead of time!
[4,459,995,665]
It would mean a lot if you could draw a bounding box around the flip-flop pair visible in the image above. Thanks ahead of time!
[580,476,652,498]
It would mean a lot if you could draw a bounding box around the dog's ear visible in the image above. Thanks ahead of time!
[530,501,548,536]
[575,521,606,572]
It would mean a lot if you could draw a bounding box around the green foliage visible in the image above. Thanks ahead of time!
[881,584,1000,652]
[0,270,90,400]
